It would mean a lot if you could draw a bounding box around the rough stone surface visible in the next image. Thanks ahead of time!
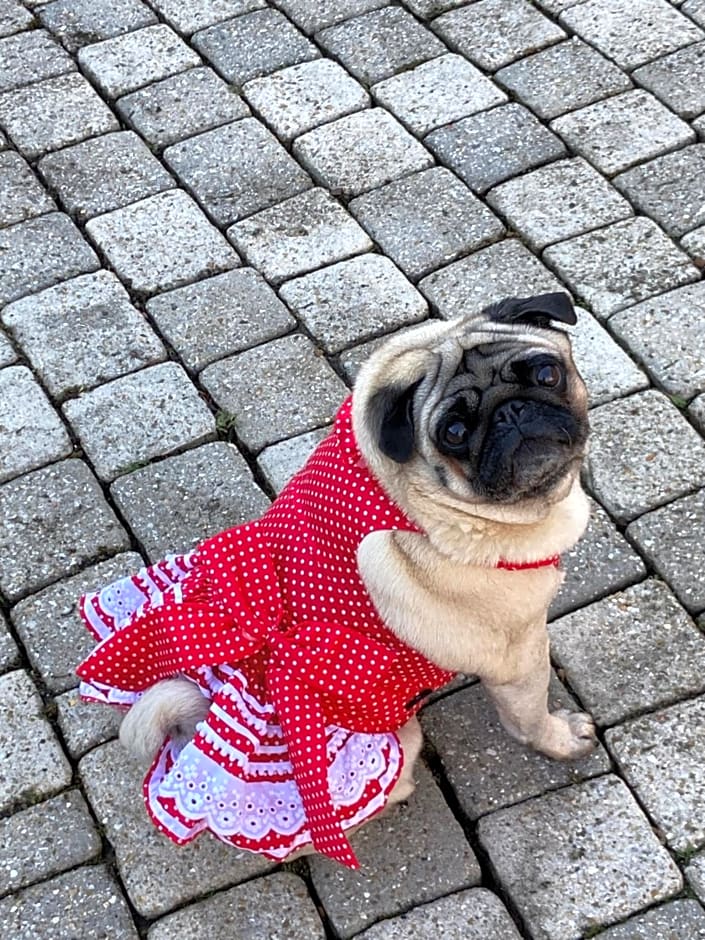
[228,188,372,284]
[551,90,695,176]
[371,53,506,137]
[38,0,157,53]
[433,0,565,71]
[0,459,129,601]
[688,853,705,906]
[422,676,610,819]
[0,866,139,939]
[355,889,522,939]
[2,270,166,399]
[200,333,347,450]
[78,24,201,97]
[0,366,71,483]
[549,497,647,619]
[10,553,144,693]
[163,118,312,225]
[279,254,427,352]
[310,763,481,939]
[63,362,216,481]
[0,72,119,159]
[585,389,705,522]
[243,59,369,142]
[488,157,632,251]
[495,37,632,121]
[692,393,705,434]
[272,0,386,32]
[349,167,504,281]
[0,670,72,813]
[146,268,294,371]
[0,28,74,93]
[110,443,270,560]
[607,695,705,852]
[0,329,16,366]
[193,9,318,86]
[567,308,649,407]
[147,874,325,939]
[80,740,274,918]
[426,103,566,194]
[543,217,699,318]
[38,131,175,222]
[479,776,682,940]
[55,687,123,758]
[317,6,446,85]
[0,0,33,38]
[627,489,705,614]
[596,901,705,940]
[117,67,250,150]
[0,792,101,896]
[419,239,564,320]
[614,144,705,237]
[257,427,329,493]
[0,611,19,673]
[683,224,705,260]
[85,190,238,295]
[147,0,266,35]
[560,0,703,70]
[550,579,705,725]
[633,41,705,118]
[0,151,55,227]
[609,281,705,399]
[293,108,433,199]
[0,212,99,306]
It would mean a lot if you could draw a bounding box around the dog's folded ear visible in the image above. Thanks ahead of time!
[485,292,577,328]
[366,379,422,463]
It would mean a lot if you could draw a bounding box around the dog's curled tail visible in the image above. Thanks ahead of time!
[119,678,210,763]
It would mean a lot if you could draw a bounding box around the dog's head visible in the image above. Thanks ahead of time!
[353,292,589,523]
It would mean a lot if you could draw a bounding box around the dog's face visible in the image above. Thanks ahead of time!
[353,292,589,518]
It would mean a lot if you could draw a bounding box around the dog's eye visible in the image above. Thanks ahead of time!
[443,420,469,448]
[533,363,563,388]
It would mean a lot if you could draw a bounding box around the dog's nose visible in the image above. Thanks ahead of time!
[494,400,527,427]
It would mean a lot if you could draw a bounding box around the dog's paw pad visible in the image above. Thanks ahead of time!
[540,709,597,761]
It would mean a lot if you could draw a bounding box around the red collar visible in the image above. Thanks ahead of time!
[496,555,561,571]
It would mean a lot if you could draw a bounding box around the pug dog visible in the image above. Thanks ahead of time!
[85,290,595,867]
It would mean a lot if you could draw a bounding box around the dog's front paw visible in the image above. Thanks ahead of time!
[534,708,596,761]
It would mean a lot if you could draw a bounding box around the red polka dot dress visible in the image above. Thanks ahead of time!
[77,397,454,868]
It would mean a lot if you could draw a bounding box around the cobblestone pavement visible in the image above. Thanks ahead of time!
[1,0,705,937]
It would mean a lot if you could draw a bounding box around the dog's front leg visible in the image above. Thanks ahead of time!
[481,632,596,761]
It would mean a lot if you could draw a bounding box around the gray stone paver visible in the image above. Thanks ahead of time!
[2,3,705,937]
[317,6,446,85]
[200,333,348,450]
[0,29,74,93]
[37,0,157,53]
[193,9,318,86]
[310,763,481,939]
[146,268,294,371]
[279,253,428,352]
[349,167,504,281]
[0,72,119,159]
[551,90,695,177]
[543,217,699,318]
[63,362,216,481]
[606,695,705,853]
[550,579,705,726]
[433,0,565,72]
[293,108,433,199]
[85,189,239,295]
[478,775,682,940]
[426,103,566,194]
[163,118,312,225]
[1,270,166,399]
[0,365,72,483]
[0,792,101,896]
[495,38,632,121]
[10,553,144,694]
[585,389,705,522]
[0,670,72,813]
[0,459,129,601]
[78,24,201,98]
[117,67,250,150]
[110,442,270,561]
